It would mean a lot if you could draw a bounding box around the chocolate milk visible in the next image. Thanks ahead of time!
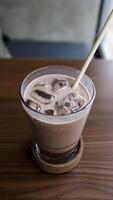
[20,66,96,164]
[20,66,95,163]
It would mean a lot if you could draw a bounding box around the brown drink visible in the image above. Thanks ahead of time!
[20,66,96,172]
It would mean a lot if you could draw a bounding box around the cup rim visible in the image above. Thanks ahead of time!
[19,65,96,118]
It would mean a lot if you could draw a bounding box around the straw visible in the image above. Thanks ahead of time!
[72,9,113,90]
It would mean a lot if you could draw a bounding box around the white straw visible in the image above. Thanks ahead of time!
[72,9,113,90]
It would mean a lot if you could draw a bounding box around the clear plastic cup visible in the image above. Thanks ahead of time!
[20,65,96,164]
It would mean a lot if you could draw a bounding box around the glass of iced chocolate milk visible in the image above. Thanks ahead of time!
[20,65,96,173]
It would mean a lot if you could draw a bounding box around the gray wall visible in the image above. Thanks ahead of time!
[0,0,101,45]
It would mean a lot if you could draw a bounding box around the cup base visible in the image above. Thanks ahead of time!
[31,137,83,174]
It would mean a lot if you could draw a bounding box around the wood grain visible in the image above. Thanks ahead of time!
[0,59,113,199]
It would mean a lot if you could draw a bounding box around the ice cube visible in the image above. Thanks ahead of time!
[26,99,41,112]
[45,109,54,115]
[34,81,46,87]
[51,79,68,92]
[31,90,55,104]
[56,92,86,115]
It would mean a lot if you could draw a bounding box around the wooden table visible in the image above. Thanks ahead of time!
[0,59,113,199]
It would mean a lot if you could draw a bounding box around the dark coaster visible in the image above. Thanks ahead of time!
[32,137,83,174]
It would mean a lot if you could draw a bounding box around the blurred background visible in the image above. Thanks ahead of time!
[0,0,113,59]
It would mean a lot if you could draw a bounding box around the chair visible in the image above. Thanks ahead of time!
[3,35,89,59]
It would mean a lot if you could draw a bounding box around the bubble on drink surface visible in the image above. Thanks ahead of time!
[51,79,69,92]
[45,109,54,115]
[26,99,41,112]
[31,90,55,104]
[56,92,86,115]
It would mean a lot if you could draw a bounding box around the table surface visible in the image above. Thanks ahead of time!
[0,59,113,199]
